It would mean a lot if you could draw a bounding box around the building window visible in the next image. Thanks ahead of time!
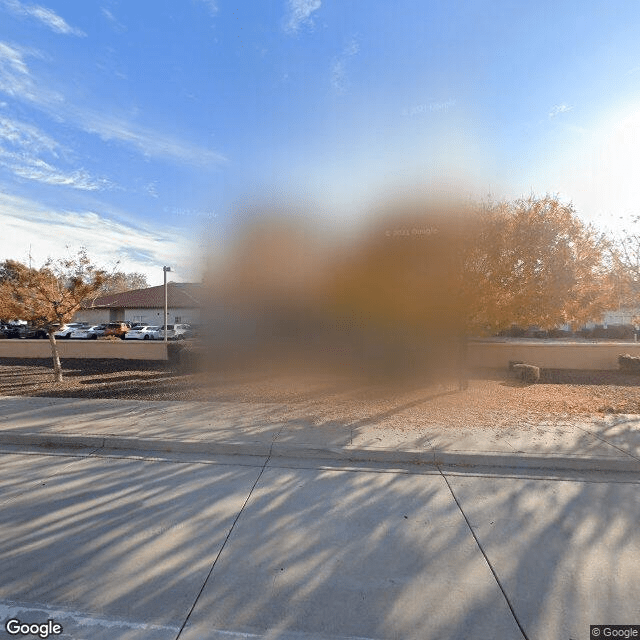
[174,316,182,323]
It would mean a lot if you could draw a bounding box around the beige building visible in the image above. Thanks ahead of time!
[75,282,201,326]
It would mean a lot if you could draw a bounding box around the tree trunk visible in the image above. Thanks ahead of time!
[48,331,63,383]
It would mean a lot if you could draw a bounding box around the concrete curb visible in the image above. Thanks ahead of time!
[1,431,639,473]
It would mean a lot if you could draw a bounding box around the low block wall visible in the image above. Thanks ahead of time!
[467,340,640,370]
[2,338,640,369]
[0,340,168,361]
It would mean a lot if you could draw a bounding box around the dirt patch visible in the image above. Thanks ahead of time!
[1,358,639,429]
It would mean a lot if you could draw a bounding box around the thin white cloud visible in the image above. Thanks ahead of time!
[7,157,110,190]
[0,115,112,191]
[100,7,126,33]
[145,182,159,198]
[330,60,347,94]
[330,37,360,94]
[0,42,28,75]
[72,109,227,166]
[0,43,226,167]
[0,190,195,283]
[195,0,218,17]
[343,39,360,57]
[0,114,59,154]
[0,42,33,99]
[101,7,115,21]
[1,0,85,36]
[284,0,321,34]
[549,103,573,118]
[0,41,62,104]
[401,99,457,117]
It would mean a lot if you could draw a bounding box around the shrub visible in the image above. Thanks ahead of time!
[548,328,573,339]
[618,354,640,373]
[499,325,526,338]
[607,325,635,340]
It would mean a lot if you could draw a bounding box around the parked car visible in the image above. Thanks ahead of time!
[70,324,106,340]
[92,324,107,337]
[1,323,48,339]
[104,322,130,339]
[156,324,192,340]
[54,323,89,339]
[125,325,160,340]
[24,325,48,339]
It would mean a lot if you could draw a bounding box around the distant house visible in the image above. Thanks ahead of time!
[602,308,640,327]
[581,308,640,329]
[74,282,201,326]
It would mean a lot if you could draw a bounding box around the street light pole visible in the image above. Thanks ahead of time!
[163,266,172,342]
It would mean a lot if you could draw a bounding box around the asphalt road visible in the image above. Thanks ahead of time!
[0,445,638,640]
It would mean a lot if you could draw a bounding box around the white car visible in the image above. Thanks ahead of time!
[125,325,160,340]
[54,323,89,339]
[70,325,104,340]
[156,324,192,340]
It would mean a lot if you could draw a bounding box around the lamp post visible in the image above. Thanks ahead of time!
[163,266,172,342]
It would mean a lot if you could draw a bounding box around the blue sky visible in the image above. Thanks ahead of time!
[1,0,640,284]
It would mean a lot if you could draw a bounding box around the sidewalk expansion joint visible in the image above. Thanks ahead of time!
[438,466,530,640]
[175,447,272,640]
[572,423,640,463]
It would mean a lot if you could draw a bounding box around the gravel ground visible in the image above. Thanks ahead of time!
[1,357,639,429]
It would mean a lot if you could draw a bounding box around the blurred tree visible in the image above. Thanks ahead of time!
[0,249,106,382]
[326,197,471,382]
[327,194,616,382]
[204,194,616,385]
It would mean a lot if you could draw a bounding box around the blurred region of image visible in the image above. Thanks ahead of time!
[195,187,476,390]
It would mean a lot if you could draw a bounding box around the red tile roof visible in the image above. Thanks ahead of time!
[83,283,202,309]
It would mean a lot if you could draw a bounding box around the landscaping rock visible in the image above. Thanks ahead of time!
[512,363,540,383]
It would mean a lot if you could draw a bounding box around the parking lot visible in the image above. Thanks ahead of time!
[0,321,196,341]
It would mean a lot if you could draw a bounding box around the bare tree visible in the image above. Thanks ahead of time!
[610,233,640,313]
[0,249,106,382]
[99,271,149,295]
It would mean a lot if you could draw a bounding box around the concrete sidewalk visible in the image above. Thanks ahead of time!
[0,395,639,472]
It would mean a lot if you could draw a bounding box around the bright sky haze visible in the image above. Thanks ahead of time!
[1,0,640,283]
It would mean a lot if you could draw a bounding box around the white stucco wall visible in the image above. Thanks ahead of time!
[73,308,200,326]
[119,307,199,326]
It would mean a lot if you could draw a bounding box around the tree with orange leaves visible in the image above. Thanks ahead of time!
[463,195,616,334]
[0,249,106,382]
